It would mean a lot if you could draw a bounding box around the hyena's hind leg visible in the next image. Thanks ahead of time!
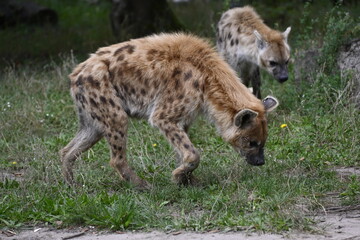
[60,112,103,185]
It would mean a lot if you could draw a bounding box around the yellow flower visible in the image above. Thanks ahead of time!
[280,124,287,128]
[152,143,157,147]
[12,161,17,164]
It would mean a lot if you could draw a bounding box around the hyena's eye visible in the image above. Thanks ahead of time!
[249,141,259,148]
[269,61,278,67]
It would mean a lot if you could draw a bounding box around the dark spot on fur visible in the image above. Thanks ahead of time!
[127,45,135,54]
[174,133,181,141]
[193,80,199,90]
[118,131,124,138]
[219,37,223,43]
[228,32,232,39]
[140,89,146,96]
[135,69,142,79]
[101,59,110,68]
[109,70,114,81]
[117,54,125,61]
[230,39,234,46]
[90,92,97,98]
[184,144,190,149]
[184,70,192,81]
[100,96,107,104]
[96,50,110,56]
[75,75,84,86]
[159,112,165,120]
[114,44,135,56]
[123,85,129,93]
[235,39,239,45]
[87,76,100,89]
[130,87,136,95]
[172,67,182,78]
[75,93,87,104]
[143,78,149,88]
[90,112,100,121]
[114,85,120,94]
[178,94,184,100]
[109,98,115,107]
[174,79,180,89]
[89,98,98,108]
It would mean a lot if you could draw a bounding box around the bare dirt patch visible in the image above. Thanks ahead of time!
[1,167,359,240]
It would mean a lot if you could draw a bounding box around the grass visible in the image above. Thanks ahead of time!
[1,0,360,234]
[0,53,359,232]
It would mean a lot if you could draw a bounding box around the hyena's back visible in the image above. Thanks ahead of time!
[70,34,212,121]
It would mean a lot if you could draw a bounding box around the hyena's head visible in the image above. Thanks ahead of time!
[228,96,279,166]
[254,27,291,83]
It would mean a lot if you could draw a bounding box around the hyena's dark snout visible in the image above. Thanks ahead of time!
[246,155,265,166]
[277,74,288,83]
[273,66,289,83]
[245,148,265,166]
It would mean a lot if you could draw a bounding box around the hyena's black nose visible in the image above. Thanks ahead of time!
[246,154,265,166]
[255,158,265,166]
[278,75,288,83]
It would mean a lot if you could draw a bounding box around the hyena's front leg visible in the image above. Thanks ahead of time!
[152,116,200,185]
[251,67,261,99]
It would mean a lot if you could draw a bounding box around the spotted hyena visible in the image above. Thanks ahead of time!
[216,6,291,98]
[60,33,279,189]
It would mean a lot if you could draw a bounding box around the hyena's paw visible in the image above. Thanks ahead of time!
[172,171,198,186]
[131,176,152,191]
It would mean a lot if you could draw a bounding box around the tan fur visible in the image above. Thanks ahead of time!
[61,33,277,188]
[217,6,291,98]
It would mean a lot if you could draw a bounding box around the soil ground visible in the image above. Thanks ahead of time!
[1,210,360,240]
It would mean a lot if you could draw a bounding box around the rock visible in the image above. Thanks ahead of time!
[337,38,360,108]
[294,49,320,85]
[0,0,58,28]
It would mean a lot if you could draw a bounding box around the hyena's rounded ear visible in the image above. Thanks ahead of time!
[282,27,291,41]
[234,109,258,129]
[254,30,267,50]
[263,96,279,112]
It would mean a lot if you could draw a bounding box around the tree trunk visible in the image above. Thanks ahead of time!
[110,0,185,41]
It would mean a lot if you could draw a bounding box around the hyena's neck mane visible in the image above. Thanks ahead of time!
[200,51,264,134]
[230,6,284,63]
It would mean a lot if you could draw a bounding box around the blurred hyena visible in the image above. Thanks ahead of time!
[60,33,279,189]
[217,6,291,98]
